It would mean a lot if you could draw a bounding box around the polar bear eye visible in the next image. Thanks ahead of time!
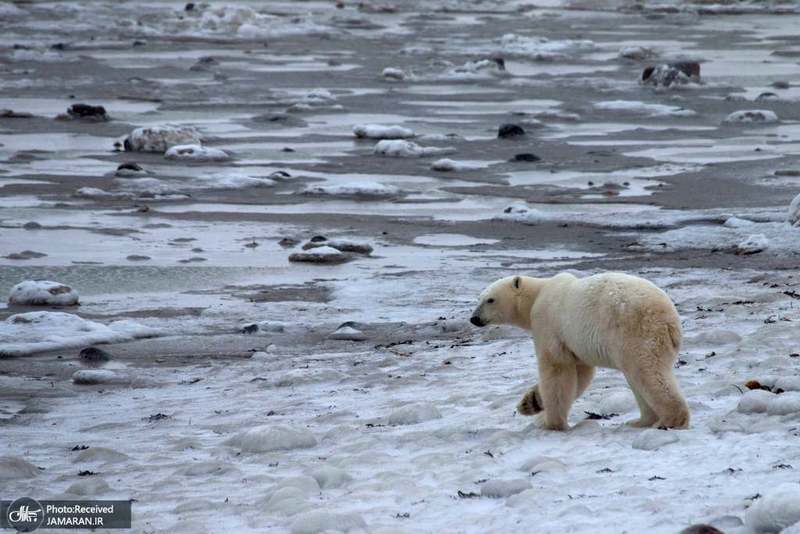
[487,298,495,304]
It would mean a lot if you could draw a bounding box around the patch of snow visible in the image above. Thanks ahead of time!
[594,100,696,117]
[0,457,39,481]
[496,33,594,60]
[430,158,481,172]
[480,479,532,498]
[387,403,442,426]
[618,45,656,60]
[8,280,79,306]
[164,144,230,162]
[736,234,769,255]
[737,389,775,414]
[766,392,800,416]
[496,204,549,224]
[353,124,414,139]
[723,110,779,124]
[309,465,352,490]
[373,140,453,158]
[228,426,317,453]
[72,369,130,386]
[381,67,407,81]
[289,511,367,534]
[288,246,348,264]
[631,429,680,451]
[329,326,366,342]
[0,312,158,357]
[124,125,201,153]
[302,182,399,199]
[745,483,800,533]
[788,193,800,226]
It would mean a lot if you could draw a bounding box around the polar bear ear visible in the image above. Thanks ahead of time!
[512,276,521,290]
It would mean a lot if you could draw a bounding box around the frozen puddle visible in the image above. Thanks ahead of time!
[413,234,499,247]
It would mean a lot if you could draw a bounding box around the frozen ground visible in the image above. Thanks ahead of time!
[2,0,800,533]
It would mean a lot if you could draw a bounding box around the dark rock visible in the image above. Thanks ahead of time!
[278,237,299,248]
[117,162,143,172]
[510,153,541,162]
[79,347,112,365]
[498,124,525,138]
[642,62,700,87]
[679,525,723,534]
[65,103,109,121]
[126,255,150,261]
[0,109,34,118]
[242,324,259,334]
[772,80,790,89]
[185,2,195,11]
[756,92,779,101]
[22,222,42,230]
[5,250,47,260]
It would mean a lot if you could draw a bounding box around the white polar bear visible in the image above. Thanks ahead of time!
[470,272,689,430]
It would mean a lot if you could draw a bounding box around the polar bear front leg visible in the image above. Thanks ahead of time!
[537,354,578,431]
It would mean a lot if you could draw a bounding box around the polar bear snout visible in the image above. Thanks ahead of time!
[470,315,486,327]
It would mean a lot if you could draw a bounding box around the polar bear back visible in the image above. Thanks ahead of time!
[531,272,680,369]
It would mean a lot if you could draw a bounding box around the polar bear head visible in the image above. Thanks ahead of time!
[470,276,522,327]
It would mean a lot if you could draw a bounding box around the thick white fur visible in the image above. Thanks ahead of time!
[471,272,689,430]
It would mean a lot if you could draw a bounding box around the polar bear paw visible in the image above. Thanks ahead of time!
[517,385,543,416]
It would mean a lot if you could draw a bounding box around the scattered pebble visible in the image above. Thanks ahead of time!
[510,153,541,162]
[9,280,79,306]
[78,346,112,366]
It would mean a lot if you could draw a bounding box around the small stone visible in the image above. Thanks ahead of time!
[498,124,525,138]
[64,103,109,122]
[22,222,42,230]
[510,153,541,162]
[126,255,150,262]
[79,347,112,366]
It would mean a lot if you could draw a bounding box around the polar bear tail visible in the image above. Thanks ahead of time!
[666,322,681,352]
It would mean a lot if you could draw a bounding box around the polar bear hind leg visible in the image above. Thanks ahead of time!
[624,357,689,429]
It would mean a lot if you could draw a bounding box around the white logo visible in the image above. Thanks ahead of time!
[9,505,40,523]
[6,498,44,532]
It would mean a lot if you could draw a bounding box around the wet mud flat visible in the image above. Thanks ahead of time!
[2,1,800,533]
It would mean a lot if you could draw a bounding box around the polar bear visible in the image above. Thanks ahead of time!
[470,272,689,430]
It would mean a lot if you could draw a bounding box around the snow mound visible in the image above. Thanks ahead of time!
[197,172,275,189]
[595,390,637,416]
[724,216,755,228]
[775,377,800,392]
[520,456,567,474]
[73,447,129,464]
[75,187,135,200]
[497,204,549,224]
[265,487,310,516]
[0,456,39,480]
[302,182,399,199]
[66,478,111,496]
[690,329,742,345]
[9,280,79,306]
[766,392,800,416]
[480,479,532,498]
[329,325,366,342]
[288,246,348,264]
[124,125,201,153]
[353,124,414,139]
[723,110,779,124]
[387,403,442,426]
[431,158,478,172]
[736,234,769,255]
[290,510,367,534]
[594,100,696,117]
[274,476,320,495]
[373,140,453,158]
[228,425,317,453]
[303,238,373,255]
[165,144,230,162]
[737,389,775,414]
[788,193,800,227]
[309,465,352,489]
[72,369,130,386]
[745,484,800,533]
[618,45,656,60]
[631,429,680,451]
[0,312,159,357]
[381,67,407,81]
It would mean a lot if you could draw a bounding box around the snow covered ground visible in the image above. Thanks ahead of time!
[2,0,800,533]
